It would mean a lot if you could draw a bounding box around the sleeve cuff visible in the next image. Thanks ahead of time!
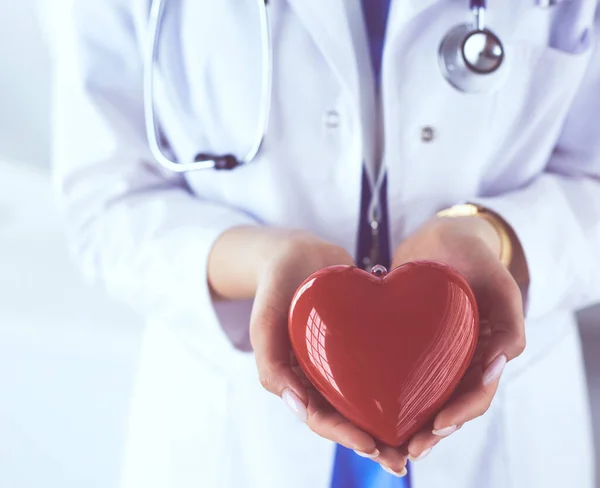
[471,175,591,319]
[155,201,260,359]
[96,193,260,363]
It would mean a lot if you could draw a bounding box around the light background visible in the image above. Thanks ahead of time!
[0,2,598,487]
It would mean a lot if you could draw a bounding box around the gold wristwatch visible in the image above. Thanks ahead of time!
[436,203,513,268]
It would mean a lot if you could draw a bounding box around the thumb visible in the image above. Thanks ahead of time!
[477,268,526,373]
[249,282,309,411]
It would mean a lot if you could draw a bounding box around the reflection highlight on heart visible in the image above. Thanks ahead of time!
[305,308,342,395]
[393,283,475,432]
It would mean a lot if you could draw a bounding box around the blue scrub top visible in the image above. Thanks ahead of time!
[362,0,391,87]
[355,0,393,270]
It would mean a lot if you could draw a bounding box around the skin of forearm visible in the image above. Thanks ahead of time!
[208,226,284,300]
[207,226,327,301]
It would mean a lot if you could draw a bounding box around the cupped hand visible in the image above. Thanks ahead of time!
[390,216,526,461]
[249,231,408,476]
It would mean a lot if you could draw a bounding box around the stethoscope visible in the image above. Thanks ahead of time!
[144,0,511,174]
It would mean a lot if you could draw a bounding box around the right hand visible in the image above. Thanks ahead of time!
[249,230,408,476]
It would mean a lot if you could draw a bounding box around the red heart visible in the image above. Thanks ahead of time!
[288,260,478,446]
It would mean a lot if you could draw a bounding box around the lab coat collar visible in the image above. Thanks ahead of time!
[286,0,361,102]
[385,0,448,40]
[285,0,444,87]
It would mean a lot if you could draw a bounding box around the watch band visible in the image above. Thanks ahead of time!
[436,203,513,268]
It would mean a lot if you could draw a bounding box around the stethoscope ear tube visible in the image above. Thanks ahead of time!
[144,0,215,171]
[144,0,272,172]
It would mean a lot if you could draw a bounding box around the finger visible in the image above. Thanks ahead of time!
[474,267,526,366]
[306,389,406,469]
[484,318,525,367]
[407,423,464,460]
[407,423,442,460]
[375,444,408,476]
[305,390,379,455]
[290,351,314,388]
[291,363,314,388]
[250,282,307,402]
[432,369,500,433]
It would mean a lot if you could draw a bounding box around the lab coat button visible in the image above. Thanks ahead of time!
[421,126,435,142]
[324,110,340,128]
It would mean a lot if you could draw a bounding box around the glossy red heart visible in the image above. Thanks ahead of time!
[288,260,478,446]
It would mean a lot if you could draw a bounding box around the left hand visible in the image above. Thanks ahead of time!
[391,215,526,462]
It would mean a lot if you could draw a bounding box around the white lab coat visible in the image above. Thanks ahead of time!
[46,0,600,487]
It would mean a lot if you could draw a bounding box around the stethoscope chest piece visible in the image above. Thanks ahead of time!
[439,2,507,94]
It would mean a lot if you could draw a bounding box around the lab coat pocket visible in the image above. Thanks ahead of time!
[477,39,592,189]
[511,0,596,55]
[492,39,591,121]
[494,0,595,129]
[495,0,596,133]
[121,322,230,488]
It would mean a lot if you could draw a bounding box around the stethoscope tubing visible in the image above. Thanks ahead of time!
[144,0,272,172]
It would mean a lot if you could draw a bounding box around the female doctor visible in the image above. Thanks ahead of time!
[47,0,599,487]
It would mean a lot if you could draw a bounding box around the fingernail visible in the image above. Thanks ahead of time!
[282,389,308,422]
[432,425,457,437]
[354,449,380,459]
[483,354,507,386]
[382,465,408,477]
[408,447,432,461]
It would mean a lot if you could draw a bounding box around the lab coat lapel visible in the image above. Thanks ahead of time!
[286,0,444,96]
[390,0,447,20]
[286,0,360,107]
